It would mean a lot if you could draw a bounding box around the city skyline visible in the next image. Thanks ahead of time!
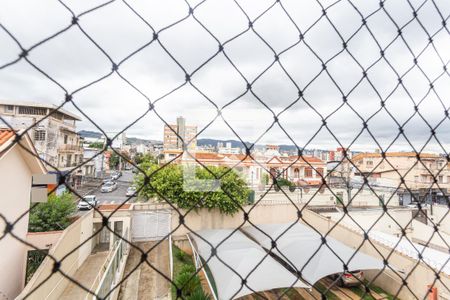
[1,1,449,152]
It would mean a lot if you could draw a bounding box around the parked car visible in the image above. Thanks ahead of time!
[111,171,122,180]
[102,177,114,184]
[101,181,118,193]
[328,270,364,287]
[126,186,137,197]
[77,195,98,210]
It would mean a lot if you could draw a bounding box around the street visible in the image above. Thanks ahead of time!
[95,170,135,205]
[75,170,136,216]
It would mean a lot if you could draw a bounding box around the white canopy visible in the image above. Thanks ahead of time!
[189,229,308,300]
[242,223,385,285]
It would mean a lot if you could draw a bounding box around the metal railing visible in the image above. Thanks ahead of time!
[94,230,129,300]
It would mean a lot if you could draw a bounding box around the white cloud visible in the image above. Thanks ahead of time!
[0,0,449,152]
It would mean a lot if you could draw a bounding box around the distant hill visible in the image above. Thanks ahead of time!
[78,130,102,139]
[197,138,300,152]
[78,130,161,145]
[197,138,248,148]
[127,137,162,145]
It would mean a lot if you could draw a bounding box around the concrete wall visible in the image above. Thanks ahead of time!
[411,219,450,252]
[323,209,414,236]
[255,187,400,207]
[0,145,33,299]
[430,205,450,235]
[18,210,94,300]
[26,231,63,250]
[171,203,300,237]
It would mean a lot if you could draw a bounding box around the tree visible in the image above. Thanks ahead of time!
[109,152,120,169]
[88,142,104,149]
[134,162,250,215]
[134,153,157,165]
[110,150,131,170]
[28,192,76,232]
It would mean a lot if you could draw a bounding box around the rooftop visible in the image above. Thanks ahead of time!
[0,129,15,147]
[0,100,82,121]
[352,152,439,161]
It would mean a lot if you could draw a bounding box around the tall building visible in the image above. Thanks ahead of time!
[163,116,197,151]
[0,100,84,186]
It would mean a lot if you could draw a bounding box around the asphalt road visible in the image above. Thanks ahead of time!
[95,170,135,205]
[76,170,135,215]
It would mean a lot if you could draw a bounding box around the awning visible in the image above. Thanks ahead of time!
[242,223,384,285]
[189,229,308,300]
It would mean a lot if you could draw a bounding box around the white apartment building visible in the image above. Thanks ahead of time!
[217,141,242,154]
[0,100,84,186]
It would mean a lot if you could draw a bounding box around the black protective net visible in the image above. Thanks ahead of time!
[0,0,449,299]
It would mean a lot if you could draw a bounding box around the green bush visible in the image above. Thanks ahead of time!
[175,271,201,297]
[28,192,76,232]
[179,264,196,274]
[187,288,210,300]
[276,178,294,187]
[174,247,186,261]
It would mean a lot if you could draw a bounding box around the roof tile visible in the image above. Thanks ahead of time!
[0,129,15,147]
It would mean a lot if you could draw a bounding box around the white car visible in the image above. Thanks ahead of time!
[77,195,98,210]
[101,181,118,193]
[111,171,122,180]
[126,186,137,197]
[102,177,114,184]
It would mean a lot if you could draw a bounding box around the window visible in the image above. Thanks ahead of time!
[293,168,300,178]
[34,130,46,141]
[414,176,419,182]
[4,105,14,113]
[304,167,313,177]
[64,134,68,144]
[18,106,47,115]
[439,176,443,183]
[316,168,324,176]
[366,160,373,166]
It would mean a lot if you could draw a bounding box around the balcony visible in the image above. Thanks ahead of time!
[58,144,83,153]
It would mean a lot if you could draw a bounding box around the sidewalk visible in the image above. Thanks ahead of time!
[60,251,109,300]
[118,241,170,300]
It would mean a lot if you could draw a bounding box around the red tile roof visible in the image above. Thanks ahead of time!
[288,155,323,163]
[194,152,222,160]
[352,152,438,161]
[0,129,15,147]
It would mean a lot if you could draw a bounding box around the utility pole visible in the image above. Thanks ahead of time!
[339,159,352,208]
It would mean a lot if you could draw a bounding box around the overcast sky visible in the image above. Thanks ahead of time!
[1,0,449,152]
